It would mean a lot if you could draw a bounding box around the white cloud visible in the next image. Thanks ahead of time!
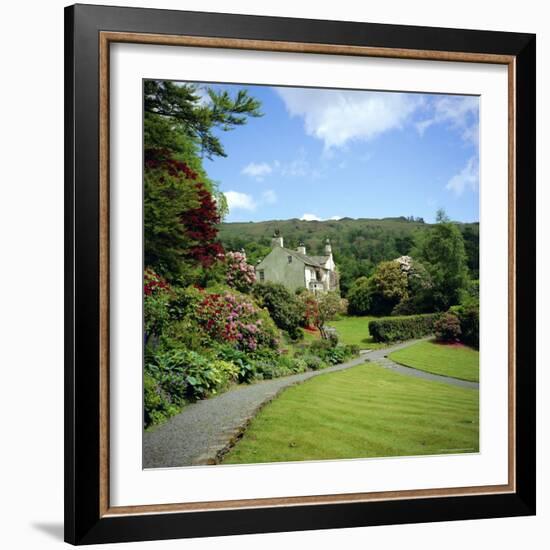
[241,162,273,180]
[276,88,421,150]
[300,213,342,221]
[242,151,322,181]
[417,96,479,145]
[280,153,322,180]
[262,189,277,204]
[224,191,256,211]
[300,213,322,221]
[446,157,479,196]
[281,157,310,177]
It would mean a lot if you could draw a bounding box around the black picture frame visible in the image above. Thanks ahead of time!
[65,3,536,545]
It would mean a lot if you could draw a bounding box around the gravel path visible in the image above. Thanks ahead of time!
[143,338,478,468]
[143,353,369,468]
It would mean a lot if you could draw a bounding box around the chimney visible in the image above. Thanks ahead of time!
[297,241,306,255]
[271,231,284,248]
[324,238,332,256]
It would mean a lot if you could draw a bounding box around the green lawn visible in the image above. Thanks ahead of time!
[389,340,479,382]
[222,363,479,465]
[326,315,386,349]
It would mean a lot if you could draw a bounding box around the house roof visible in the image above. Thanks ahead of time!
[284,249,329,268]
[309,255,330,265]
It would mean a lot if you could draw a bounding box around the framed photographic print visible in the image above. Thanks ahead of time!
[64,3,536,545]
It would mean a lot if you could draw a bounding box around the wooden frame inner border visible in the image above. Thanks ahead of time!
[98,31,517,518]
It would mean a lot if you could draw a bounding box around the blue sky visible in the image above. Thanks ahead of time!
[194,83,479,224]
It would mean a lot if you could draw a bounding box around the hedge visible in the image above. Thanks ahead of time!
[368,313,441,343]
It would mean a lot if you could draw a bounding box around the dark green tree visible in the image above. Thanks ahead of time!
[347,276,371,316]
[144,80,263,159]
[413,210,469,310]
[461,225,480,279]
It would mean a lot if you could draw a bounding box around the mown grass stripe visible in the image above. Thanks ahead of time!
[223,362,479,464]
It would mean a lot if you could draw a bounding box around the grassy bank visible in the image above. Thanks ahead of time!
[389,340,479,382]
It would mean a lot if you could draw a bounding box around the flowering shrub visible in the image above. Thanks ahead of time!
[144,267,171,296]
[195,290,279,352]
[225,251,256,293]
[434,312,462,343]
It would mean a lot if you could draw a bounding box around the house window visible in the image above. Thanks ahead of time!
[287,255,292,263]
[259,270,265,281]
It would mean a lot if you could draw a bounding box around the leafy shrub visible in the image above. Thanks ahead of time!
[300,354,329,371]
[167,285,202,321]
[305,340,358,365]
[291,357,308,374]
[185,358,239,399]
[253,282,305,340]
[143,372,180,428]
[143,268,172,342]
[343,344,360,356]
[369,313,441,343]
[146,351,189,405]
[214,344,260,384]
[323,347,347,365]
[264,355,306,376]
[434,312,462,342]
[308,339,334,355]
[253,360,290,380]
[326,329,339,347]
[147,348,238,403]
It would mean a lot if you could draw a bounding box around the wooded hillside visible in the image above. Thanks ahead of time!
[218,217,479,295]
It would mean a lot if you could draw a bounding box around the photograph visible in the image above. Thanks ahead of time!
[142,79,481,469]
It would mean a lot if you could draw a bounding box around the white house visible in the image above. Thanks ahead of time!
[255,232,339,293]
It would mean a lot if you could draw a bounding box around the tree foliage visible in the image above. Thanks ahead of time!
[412,212,469,311]
[368,260,409,315]
[143,82,262,283]
[144,80,262,159]
[144,155,201,279]
[347,276,371,316]
[347,258,434,316]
